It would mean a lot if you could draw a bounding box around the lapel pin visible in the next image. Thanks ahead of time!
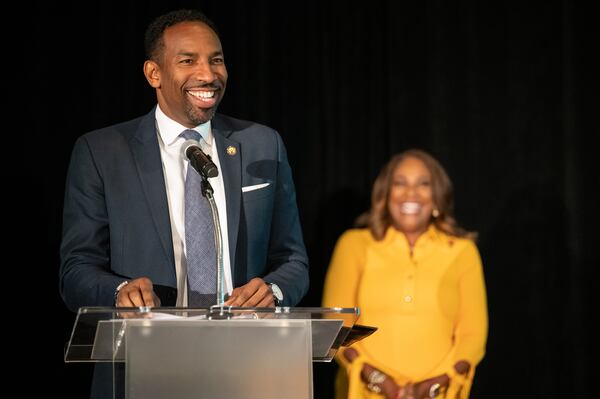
[226,146,237,156]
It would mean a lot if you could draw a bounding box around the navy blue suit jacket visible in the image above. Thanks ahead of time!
[59,109,309,398]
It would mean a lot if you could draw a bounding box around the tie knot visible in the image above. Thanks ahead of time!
[180,129,201,141]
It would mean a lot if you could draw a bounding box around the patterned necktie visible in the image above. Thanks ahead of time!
[180,129,216,307]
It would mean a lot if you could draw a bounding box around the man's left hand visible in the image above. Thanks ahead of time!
[224,277,275,307]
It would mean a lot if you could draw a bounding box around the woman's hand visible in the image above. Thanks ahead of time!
[398,360,471,398]
[393,382,413,399]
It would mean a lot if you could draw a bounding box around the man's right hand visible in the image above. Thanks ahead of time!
[115,277,161,307]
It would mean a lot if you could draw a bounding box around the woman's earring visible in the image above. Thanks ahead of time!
[432,209,440,218]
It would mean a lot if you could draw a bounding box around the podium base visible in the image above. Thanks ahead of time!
[126,319,313,399]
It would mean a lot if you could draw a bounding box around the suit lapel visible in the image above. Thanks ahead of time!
[130,110,175,270]
[212,117,241,272]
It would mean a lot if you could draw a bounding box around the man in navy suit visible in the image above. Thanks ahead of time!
[59,9,309,398]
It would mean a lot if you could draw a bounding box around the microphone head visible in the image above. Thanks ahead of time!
[181,139,219,178]
[181,139,201,159]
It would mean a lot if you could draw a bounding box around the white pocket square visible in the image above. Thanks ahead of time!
[242,182,270,192]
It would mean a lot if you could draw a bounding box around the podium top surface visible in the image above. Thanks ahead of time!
[64,306,361,363]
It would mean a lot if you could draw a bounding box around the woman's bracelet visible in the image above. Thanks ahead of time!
[429,382,441,398]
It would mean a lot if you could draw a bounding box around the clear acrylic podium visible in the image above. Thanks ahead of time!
[64,306,361,399]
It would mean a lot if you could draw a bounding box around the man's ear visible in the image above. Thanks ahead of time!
[143,60,161,88]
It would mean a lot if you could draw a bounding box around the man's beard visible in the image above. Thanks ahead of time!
[185,102,218,126]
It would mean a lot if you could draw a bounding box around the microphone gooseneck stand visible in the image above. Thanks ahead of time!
[183,138,232,319]
[200,177,232,319]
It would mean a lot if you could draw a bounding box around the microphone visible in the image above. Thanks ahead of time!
[181,139,219,178]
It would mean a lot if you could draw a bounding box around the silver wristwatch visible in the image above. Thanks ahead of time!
[267,282,283,306]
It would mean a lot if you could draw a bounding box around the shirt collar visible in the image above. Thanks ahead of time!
[384,224,442,245]
[155,104,213,146]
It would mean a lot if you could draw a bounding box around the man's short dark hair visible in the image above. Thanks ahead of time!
[144,9,220,61]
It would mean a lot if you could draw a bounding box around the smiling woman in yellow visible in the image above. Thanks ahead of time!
[322,149,488,399]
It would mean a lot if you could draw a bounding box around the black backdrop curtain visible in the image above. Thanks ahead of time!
[22,0,596,397]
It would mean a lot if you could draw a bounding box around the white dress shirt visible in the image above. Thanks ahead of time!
[155,105,233,306]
